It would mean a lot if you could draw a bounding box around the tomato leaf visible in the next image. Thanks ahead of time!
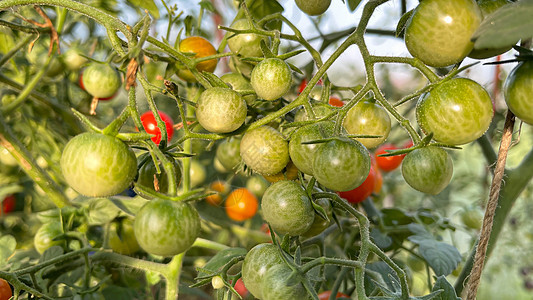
[417,240,461,276]
[0,235,16,268]
[431,276,461,300]
[471,0,533,50]
[39,246,64,263]
[370,228,392,249]
[247,0,284,30]
[366,261,400,295]
[396,9,414,38]
[347,0,363,12]
[84,198,121,225]
[196,247,247,278]
[108,196,149,217]
[126,0,160,19]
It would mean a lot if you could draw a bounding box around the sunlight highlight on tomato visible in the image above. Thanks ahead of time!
[225,188,258,221]
[141,111,174,145]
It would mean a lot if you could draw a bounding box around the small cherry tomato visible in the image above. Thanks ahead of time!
[140,111,174,145]
[225,188,258,222]
[318,290,350,299]
[2,195,16,214]
[205,180,230,206]
[337,162,378,204]
[234,278,249,298]
[375,144,404,172]
[0,278,12,300]
[177,36,218,82]
[328,97,344,107]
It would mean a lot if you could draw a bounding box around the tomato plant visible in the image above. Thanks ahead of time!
[289,121,334,175]
[221,72,256,104]
[404,0,483,67]
[107,218,140,255]
[374,143,404,172]
[60,133,138,197]
[81,63,121,99]
[262,180,314,235]
[133,199,200,257]
[225,188,258,221]
[504,61,533,125]
[137,155,181,195]
[0,279,11,300]
[196,87,247,133]
[176,36,218,82]
[261,263,308,300]
[34,222,65,254]
[250,58,292,101]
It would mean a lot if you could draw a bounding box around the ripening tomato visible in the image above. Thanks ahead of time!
[107,218,140,255]
[337,162,378,204]
[225,188,258,221]
[2,195,15,214]
[227,19,268,58]
[0,278,12,300]
[177,36,218,82]
[137,155,181,195]
[34,222,66,254]
[140,111,174,145]
[343,100,391,149]
[261,264,308,300]
[205,180,229,206]
[234,278,249,298]
[318,291,350,299]
[262,160,299,183]
[294,102,334,122]
[250,58,292,101]
[196,87,247,133]
[375,144,404,172]
[240,126,289,175]
[289,121,334,176]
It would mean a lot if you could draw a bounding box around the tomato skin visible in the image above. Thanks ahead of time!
[134,199,200,256]
[225,188,259,221]
[221,72,257,105]
[60,133,137,197]
[401,146,453,195]
[81,63,121,98]
[190,160,206,188]
[313,138,371,192]
[295,0,332,16]
[318,291,350,299]
[405,0,482,67]
[240,126,289,175]
[233,278,249,298]
[343,100,391,149]
[250,58,292,101]
[0,279,12,300]
[141,111,174,145]
[63,48,87,71]
[337,163,377,204]
[216,138,242,172]
[289,121,334,175]
[262,160,299,183]
[504,61,533,125]
[2,195,15,214]
[375,144,404,172]
[137,155,181,195]
[227,19,268,58]
[196,87,247,133]
[107,218,140,255]
[262,264,308,300]
[34,222,65,254]
[241,243,283,299]
[177,36,218,82]
[262,181,315,235]
[416,78,493,145]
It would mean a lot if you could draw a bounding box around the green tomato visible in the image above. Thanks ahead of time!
[294,102,334,122]
[221,72,257,104]
[60,133,137,197]
[240,126,289,175]
[301,198,332,239]
[34,222,65,254]
[262,264,308,300]
[504,61,533,125]
[405,0,482,67]
[343,100,391,149]
[295,0,331,16]
[107,218,140,255]
[229,56,254,78]
[262,181,315,236]
[241,243,283,299]
[215,137,242,172]
[63,48,88,71]
[190,160,207,188]
[134,199,200,256]
[196,87,247,133]
[227,19,268,58]
[245,175,269,198]
[460,207,483,230]
[289,121,334,175]
[81,63,121,98]
[251,58,292,101]
[416,78,493,145]
[401,146,453,195]
[313,138,371,192]
[137,155,181,195]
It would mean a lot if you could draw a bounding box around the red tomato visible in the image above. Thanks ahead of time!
[0,278,12,300]
[328,97,344,107]
[375,144,403,172]
[140,111,174,145]
[234,278,249,298]
[337,163,378,204]
[298,78,323,94]
[225,188,258,222]
[318,290,350,299]
[2,195,15,214]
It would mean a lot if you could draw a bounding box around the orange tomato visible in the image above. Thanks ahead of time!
[177,36,218,82]
[205,180,230,206]
[328,97,344,107]
[263,160,299,183]
[225,188,258,221]
[0,279,12,300]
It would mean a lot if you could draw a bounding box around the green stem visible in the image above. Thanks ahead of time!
[102,107,131,136]
[55,7,68,34]
[164,253,185,300]
[192,238,230,251]
[0,34,35,68]
[0,114,70,208]
[301,257,363,274]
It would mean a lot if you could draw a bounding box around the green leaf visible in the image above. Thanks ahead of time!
[347,0,363,12]
[0,235,16,267]
[396,9,414,37]
[431,276,461,300]
[197,247,247,277]
[108,196,149,217]
[126,0,160,18]
[417,240,461,276]
[85,198,121,225]
[145,270,161,285]
[247,0,284,30]
[471,0,533,50]
[39,246,64,263]
[370,228,393,249]
[366,261,400,293]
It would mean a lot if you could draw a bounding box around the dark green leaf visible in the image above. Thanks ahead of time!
[85,198,121,225]
[431,276,461,300]
[202,72,230,88]
[370,228,392,249]
[472,0,533,50]
[197,247,247,277]
[0,235,16,267]
[126,0,160,18]
[108,196,149,217]
[39,246,64,263]
[101,285,139,300]
[347,0,363,12]
[366,261,400,293]
[417,240,461,276]
[396,9,414,37]
[407,223,434,244]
